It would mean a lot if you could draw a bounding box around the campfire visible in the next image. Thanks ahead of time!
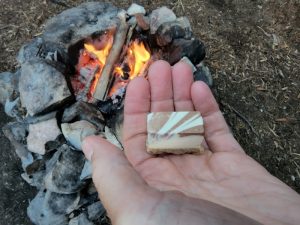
[0,2,208,224]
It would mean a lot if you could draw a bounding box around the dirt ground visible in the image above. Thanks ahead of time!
[0,0,299,224]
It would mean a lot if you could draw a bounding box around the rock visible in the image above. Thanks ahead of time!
[127,3,146,15]
[45,134,67,152]
[62,101,105,132]
[21,171,45,189]
[156,17,192,46]
[4,97,21,118]
[17,38,69,66]
[135,14,150,30]
[19,58,71,116]
[180,57,197,73]
[27,118,61,155]
[27,190,80,225]
[0,71,20,105]
[165,38,206,65]
[45,191,80,215]
[2,122,34,170]
[9,122,27,142]
[80,160,92,180]
[194,62,213,87]
[69,213,93,225]
[44,145,86,194]
[106,106,124,146]
[61,120,97,150]
[17,37,43,64]
[104,126,122,149]
[150,6,176,34]
[42,2,119,47]
[87,201,105,221]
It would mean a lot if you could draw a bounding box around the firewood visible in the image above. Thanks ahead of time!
[93,10,129,100]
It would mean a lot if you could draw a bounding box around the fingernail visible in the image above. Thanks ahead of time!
[82,138,94,161]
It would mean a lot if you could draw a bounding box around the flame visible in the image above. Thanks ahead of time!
[128,40,151,79]
[114,66,124,77]
[84,37,113,96]
[73,35,151,100]
[109,40,151,97]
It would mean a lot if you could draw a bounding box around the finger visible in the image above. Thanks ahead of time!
[148,60,174,112]
[82,136,149,221]
[191,81,244,153]
[172,62,194,111]
[124,77,153,167]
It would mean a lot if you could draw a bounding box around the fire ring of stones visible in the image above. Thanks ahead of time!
[0,2,211,225]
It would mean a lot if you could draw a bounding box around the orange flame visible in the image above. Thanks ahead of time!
[74,36,151,100]
[128,40,151,79]
[84,37,113,96]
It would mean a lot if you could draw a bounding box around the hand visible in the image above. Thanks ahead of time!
[83,61,300,225]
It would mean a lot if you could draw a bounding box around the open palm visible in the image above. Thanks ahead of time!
[84,61,300,225]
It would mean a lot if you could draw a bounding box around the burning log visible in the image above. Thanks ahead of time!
[93,11,129,101]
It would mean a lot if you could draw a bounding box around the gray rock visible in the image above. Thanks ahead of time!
[194,62,213,87]
[21,171,45,189]
[17,37,69,66]
[80,160,92,180]
[27,190,79,225]
[180,57,197,73]
[2,122,34,170]
[6,121,27,142]
[42,2,119,47]
[17,38,43,64]
[87,201,105,221]
[27,190,67,225]
[165,38,206,65]
[127,3,146,15]
[44,145,86,194]
[69,213,93,225]
[105,126,122,149]
[27,118,62,155]
[150,6,176,34]
[156,17,192,46]
[0,71,20,105]
[62,101,105,132]
[61,120,97,150]
[19,58,71,116]
[44,191,80,215]
[4,97,21,117]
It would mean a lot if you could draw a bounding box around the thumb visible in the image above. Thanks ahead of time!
[82,135,149,221]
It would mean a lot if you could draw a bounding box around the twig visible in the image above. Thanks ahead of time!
[257,26,271,37]
[226,104,259,137]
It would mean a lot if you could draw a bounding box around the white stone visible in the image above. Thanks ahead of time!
[61,120,97,150]
[150,6,176,34]
[127,3,146,16]
[27,118,61,155]
[105,126,122,149]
